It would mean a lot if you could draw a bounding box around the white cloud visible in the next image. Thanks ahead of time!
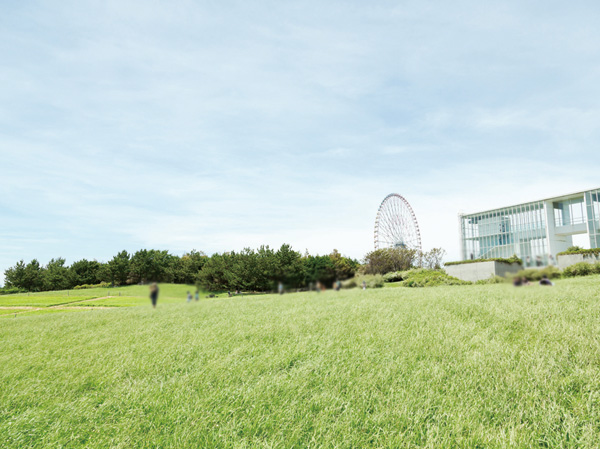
[2,0,600,283]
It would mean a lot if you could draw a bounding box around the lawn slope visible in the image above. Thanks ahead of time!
[1,277,600,448]
[0,284,199,316]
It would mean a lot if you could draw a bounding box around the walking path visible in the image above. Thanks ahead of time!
[67,296,112,304]
[0,298,115,316]
[0,306,37,310]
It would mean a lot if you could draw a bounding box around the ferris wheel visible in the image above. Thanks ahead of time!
[374,193,422,251]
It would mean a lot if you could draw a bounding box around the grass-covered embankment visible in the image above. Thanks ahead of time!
[2,276,600,447]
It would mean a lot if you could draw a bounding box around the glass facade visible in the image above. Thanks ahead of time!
[460,188,600,264]
[585,189,600,248]
[553,197,586,227]
[460,201,547,263]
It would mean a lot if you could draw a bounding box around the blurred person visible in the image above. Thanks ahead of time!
[187,291,192,303]
[335,280,342,291]
[362,280,367,290]
[149,283,159,308]
[278,282,284,295]
[526,256,531,267]
[539,275,554,286]
[513,277,523,287]
[548,254,555,266]
[536,255,542,267]
[195,290,199,301]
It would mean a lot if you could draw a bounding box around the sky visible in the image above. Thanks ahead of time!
[1,0,600,284]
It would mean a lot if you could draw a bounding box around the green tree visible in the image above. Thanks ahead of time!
[420,248,446,270]
[130,249,174,283]
[107,250,131,285]
[303,254,336,287]
[24,259,45,291]
[43,258,70,291]
[70,259,101,286]
[274,244,304,288]
[4,260,26,289]
[363,248,417,275]
[197,253,230,291]
[169,250,208,284]
[329,249,359,280]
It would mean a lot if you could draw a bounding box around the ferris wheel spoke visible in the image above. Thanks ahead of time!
[380,211,398,242]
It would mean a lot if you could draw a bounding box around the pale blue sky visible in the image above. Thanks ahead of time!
[2,1,600,284]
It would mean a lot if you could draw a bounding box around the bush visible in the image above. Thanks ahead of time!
[73,282,111,290]
[557,247,600,257]
[562,262,600,278]
[445,255,522,266]
[341,274,384,289]
[475,275,508,285]
[0,287,28,295]
[383,271,404,283]
[513,266,562,282]
[363,248,417,275]
[399,269,471,288]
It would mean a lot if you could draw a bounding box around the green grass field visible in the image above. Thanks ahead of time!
[0,284,199,313]
[2,277,600,447]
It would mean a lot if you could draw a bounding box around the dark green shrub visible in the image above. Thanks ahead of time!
[73,282,111,290]
[557,247,600,257]
[341,274,384,289]
[363,248,417,274]
[475,275,508,285]
[383,271,404,283]
[445,255,522,266]
[0,287,28,295]
[513,266,561,282]
[539,265,562,280]
[562,262,600,277]
[400,269,471,288]
[342,278,357,289]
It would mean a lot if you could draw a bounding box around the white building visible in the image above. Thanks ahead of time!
[459,188,600,264]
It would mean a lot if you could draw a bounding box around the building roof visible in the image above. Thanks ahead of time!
[459,187,600,217]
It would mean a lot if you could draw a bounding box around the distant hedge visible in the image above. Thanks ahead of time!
[513,266,562,281]
[0,287,28,295]
[341,274,385,289]
[444,255,522,266]
[557,248,600,257]
[563,262,600,277]
[400,269,471,287]
[73,282,111,290]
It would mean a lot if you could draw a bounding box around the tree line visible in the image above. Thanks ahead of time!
[3,245,359,293]
[3,246,445,293]
[2,249,208,292]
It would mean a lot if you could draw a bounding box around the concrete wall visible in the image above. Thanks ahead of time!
[557,253,600,270]
[445,261,522,282]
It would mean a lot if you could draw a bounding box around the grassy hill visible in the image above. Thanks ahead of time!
[2,277,600,447]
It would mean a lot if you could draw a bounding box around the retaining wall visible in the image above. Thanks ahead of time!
[445,261,522,283]
[557,253,600,270]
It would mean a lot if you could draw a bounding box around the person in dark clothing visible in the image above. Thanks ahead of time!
[513,277,523,287]
[149,283,159,308]
[539,275,554,286]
